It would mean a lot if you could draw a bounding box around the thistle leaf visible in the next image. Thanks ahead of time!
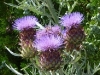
[5,64,23,75]
[5,46,21,57]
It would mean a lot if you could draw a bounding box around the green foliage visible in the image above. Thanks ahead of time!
[83,0,100,65]
[0,0,25,74]
[0,0,100,74]
[5,0,58,24]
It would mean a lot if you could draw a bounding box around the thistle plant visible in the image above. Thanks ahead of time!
[4,0,100,75]
[60,12,85,51]
[13,16,38,58]
[34,35,63,70]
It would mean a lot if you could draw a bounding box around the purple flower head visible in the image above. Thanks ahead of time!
[13,16,38,31]
[51,25,61,34]
[35,28,47,39]
[36,25,62,39]
[62,29,67,38]
[34,35,63,51]
[60,12,84,29]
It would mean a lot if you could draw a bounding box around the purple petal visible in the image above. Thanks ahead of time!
[60,12,84,29]
[51,25,61,34]
[34,35,63,51]
[13,16,38,31]
[36,25,62,39]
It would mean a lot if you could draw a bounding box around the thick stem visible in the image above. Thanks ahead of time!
[50,70,55,75]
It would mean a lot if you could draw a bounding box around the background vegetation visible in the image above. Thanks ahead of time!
[0,0,100,75]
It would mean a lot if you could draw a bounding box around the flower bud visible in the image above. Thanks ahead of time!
[39,50,61,70]
[60,12,85,51]
[13,16,38,58]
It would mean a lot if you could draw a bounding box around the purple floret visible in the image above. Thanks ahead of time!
[51,25,61,33]
[34,35,63,51]
[60,12,84,29]
[13,16,38,31]
[36,25,62,39]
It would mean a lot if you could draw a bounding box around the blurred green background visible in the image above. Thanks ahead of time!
[0,0,100,75]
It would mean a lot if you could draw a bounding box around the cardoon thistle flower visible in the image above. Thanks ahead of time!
[34,35,63,70]
[60,12,84,30]
[34,35,63,51]
[13,16,38,58]
[60,12,85,51]
[13,16,38,31]
[36,25,62,39]
[13,16,38,42]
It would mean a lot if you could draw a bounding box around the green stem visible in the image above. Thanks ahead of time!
[69,0,78,13]
[44,0,58,24]
[50,70,55,75]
